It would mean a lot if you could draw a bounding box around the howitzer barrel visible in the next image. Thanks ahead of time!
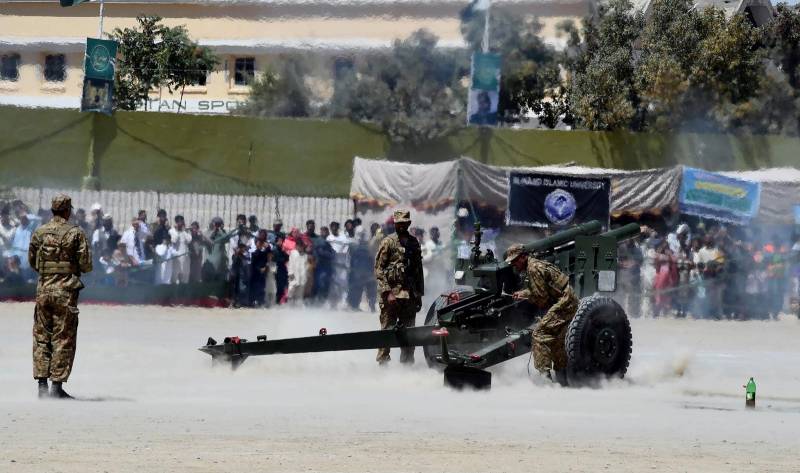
[522,220,603,255]
[601,222,641,242]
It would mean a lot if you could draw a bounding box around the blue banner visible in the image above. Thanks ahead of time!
[679,167,760,225]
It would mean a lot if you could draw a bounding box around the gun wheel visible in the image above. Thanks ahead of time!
[566,295,632,386]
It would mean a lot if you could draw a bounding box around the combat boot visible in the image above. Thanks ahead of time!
[37,378,49,399]
[552,369,569,387]
[49,382,74,400]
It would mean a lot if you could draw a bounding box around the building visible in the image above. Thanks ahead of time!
[0,0,589,114]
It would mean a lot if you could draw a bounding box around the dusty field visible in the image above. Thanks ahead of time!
[1,302,799,472]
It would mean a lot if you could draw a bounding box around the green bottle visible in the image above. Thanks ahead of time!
[744,377,756,408]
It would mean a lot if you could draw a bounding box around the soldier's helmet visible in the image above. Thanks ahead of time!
[51,194,73,212]
[504,243,527,263]
[393,209,411,224]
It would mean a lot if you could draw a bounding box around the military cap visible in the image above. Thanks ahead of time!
[393,209,411,224]
[504,243,527,263]
[51,194,73,212]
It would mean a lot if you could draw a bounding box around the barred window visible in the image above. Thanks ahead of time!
[0,53,20,81]
[44,54,66,82]
[234,57,255,86]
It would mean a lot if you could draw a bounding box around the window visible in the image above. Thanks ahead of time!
[0,53,20,81]
[44,54,66,82]
[234,57,255,86]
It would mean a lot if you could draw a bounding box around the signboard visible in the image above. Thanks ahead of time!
[467,52,501,126]
[506,172,611,228]
[81,37,117,114]
[678,167,760,225]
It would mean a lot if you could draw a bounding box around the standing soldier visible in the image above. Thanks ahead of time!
[505,244,578,383]
[374,209,423,364]
[29,194,92,399]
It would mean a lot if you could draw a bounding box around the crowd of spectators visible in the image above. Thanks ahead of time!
[0,200,448,310]
[617,220,800,320]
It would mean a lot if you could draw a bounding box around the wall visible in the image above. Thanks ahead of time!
[1,106,799,198]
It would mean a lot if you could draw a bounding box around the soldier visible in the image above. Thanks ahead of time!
[29,194,92,399]
[374,209,423,364]
[505,244,578,382]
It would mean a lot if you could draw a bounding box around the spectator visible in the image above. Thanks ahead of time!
[230,242,251,307]
[618,237,643,318]
[313,226,334,303]
[154,233,176,285]
[267,218,284,245]
[344,219,356,238]
[189,221,211,283]
[71,208,91,236]
[248,215,260,234]
[91,215,120,259]
[1,255,24,287]
[694,235,723,318]
[10,210,36,277]
[0,206,16,258]
[652,241,677,317]
[169,215,192,284]
[120,218,146,265]
[137,210,150,234]
[273,234,290,304]
[204,217,234,281]
[112,242,136,287]
[250,235,271,307]
[228,214,254,262]
[148,209,170,257]
[90,202,104,231]
[347,225,376,311]
[327,221,350,308]
[287,239,309,304]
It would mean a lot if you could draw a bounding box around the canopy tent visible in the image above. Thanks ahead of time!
[350,157,800,226]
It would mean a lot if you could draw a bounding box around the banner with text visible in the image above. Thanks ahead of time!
[81,37,117,115]
[679,167,760,225]
[506,172,611,228]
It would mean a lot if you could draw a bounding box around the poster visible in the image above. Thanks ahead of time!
[506,172,611,228]
[679,167,760,225]
[81,37,117,114]
[467,52,501,126]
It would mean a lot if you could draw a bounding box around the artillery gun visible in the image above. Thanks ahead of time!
[199,220,641,390]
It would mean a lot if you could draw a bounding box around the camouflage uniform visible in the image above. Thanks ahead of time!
[29,195,92,383]
[374,210,423,363]
[507,245,578,374]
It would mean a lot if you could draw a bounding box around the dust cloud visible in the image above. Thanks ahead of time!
[1,303,799,472]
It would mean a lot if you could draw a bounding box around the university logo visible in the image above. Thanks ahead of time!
[544,188,576,225]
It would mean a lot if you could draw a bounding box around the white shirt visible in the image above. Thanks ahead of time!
[287,249,307,289]
[155,243,176,284]
[120,226,146,263]
[169,227,192,257]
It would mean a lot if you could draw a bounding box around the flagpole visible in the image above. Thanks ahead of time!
[481,0,491,53]
[98,0,105,38]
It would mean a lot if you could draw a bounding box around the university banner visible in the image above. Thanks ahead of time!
[679,167,760,224]
[506,172,611,228]
[81,37,117,114]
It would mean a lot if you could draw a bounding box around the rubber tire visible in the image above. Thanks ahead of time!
[422,287,474,368]
[443,367,492,391]
[566,295,632,386]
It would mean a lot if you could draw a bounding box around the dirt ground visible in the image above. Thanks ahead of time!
[2,302,799,473]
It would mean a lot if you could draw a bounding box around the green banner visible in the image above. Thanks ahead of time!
[470,52,501,91]
[84,37,117,81]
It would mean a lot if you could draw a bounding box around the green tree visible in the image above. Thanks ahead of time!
[112,15,218,111]
[460,6,561,125]
[566,0,643,130]
[238,55,313,118]
[332,30,469,146]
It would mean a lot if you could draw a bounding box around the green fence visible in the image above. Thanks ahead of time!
[1,106,798,198]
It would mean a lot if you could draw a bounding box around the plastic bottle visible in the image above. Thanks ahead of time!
[744,377,756,408]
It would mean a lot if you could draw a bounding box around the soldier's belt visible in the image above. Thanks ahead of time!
[39,261,77,275]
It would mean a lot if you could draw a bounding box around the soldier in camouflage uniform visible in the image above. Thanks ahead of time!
[374,209,423,364]
[506,244,578,380]
[29,194,92,399]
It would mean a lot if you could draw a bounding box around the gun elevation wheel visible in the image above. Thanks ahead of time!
[566,295,632,385]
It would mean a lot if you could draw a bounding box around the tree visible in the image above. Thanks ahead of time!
[460,6,562,126]
[237,55,313,118]
[332,30,469,146]
[112,16,218,111]
[566,0,643,131]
